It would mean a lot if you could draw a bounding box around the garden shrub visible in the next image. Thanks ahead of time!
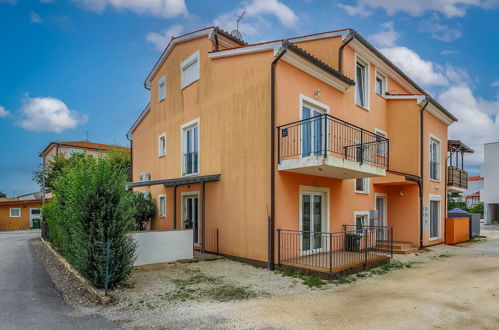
[44,156,136,289]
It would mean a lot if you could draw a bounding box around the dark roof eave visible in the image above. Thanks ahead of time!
[350,31,458,123]
[126,174,221,189]
[283,41,355,86]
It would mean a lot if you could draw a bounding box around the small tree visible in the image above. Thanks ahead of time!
[132,192,156,231]
[45,156,136,289]
[469,203,484,216]
[0,191,6,198]
[448,195,469,212]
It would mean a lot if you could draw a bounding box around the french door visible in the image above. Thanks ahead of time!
[375,196,387,240]
[301,192,325,253]
[430,200,440,239]
[301,105,325,157]
[183,195,199,245]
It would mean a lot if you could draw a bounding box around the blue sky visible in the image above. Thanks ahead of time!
[1,0,498,196]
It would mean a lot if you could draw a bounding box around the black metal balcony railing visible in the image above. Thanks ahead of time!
[447,166,468,189]
[277,114,389,168]
[277,227,393,273]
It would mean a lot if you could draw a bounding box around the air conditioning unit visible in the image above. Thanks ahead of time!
[139,172,151,182]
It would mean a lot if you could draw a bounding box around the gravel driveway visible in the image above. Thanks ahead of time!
[37,226,499,329]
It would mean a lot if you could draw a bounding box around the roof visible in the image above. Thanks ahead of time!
[282,41,355,86]
[41,141,129,156]
[448,140,474,153]
[468,176,484,182]
[466,192,480,199]
[0,198,44,206]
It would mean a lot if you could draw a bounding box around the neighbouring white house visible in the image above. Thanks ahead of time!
[465,176,484,208]
[481,142,499,224]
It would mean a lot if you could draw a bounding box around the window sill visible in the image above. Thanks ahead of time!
[354,190,369,195]
[429,178,441,183]
[158,98,166,103]
[158,155,165,158]
[355,104,370,111]
[182,172,199,177]
[429,236,440,241]
[181,79,199,90]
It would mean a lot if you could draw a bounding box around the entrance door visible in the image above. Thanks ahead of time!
[375,195,387,240]
[30,208,41,229]
[429,200,440,239]
[183,195,199,245]
[301,192,325,253]
[301,105,325,157]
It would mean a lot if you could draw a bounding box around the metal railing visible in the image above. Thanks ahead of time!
[447,166,468,189]
[277,114,389,168]
[277,226,393,273]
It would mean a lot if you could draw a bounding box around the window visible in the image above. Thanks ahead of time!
[375,73,386,96]
[429,198,440,239]
[158,133,166,157]
[355,139,370,164]
[375,129,387,158]
[430,137,441,181]
[158,76,166,101]
[10,208,21,217]
[355,212,369,233]
[182,120,199,175]
[142,192,151,199]
[355,178,369,194]
[181,51,200,89]
[158,194,166,217]
[355,57,369,108]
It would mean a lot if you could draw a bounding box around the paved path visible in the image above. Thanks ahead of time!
[0,231,119,330]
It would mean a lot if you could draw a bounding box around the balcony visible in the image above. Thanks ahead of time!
[447,166,468,192]
[277,114,388,179]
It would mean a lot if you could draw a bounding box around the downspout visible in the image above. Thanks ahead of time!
[419,96,430,248]
[126,132,133,182]
[269,44,288,270]
[338,31,354,73]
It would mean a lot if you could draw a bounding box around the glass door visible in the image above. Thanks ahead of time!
[430,200,440,239]
[301,106,324,157]
[183,195,199,245]
[375,196,386,240]
[301,193,324,254]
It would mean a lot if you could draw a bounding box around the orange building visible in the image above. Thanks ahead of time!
[0,198,43,231]
[128,27,466,273]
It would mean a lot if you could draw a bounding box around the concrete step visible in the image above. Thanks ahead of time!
[376,241,418,254]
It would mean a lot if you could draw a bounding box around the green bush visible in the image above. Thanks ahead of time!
[44,156,136,289]
[132,192,156,231]
[469,203,484,216]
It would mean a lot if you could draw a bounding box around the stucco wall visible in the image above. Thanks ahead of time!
[0,201,43,231]
[132,230,193,266]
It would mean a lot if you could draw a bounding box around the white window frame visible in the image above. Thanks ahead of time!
[158,133,166,157]
[158,194,166,218]
[181,50,200,89]
[355,54,370,110]
[10,208,21,218]
[180,118,200,176]
[375,70,387,96]
[429,194,441,240]
[354,211,370,233]
[429,134,441,182]
[374,192,388,227]
[354,177,370,194]
[375,128,388,157]
[158,76,166,101]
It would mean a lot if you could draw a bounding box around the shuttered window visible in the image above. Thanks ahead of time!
[181,51,200,89]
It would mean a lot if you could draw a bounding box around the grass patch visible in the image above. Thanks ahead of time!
[278,269,327,288]
[165,268,260,302]
[202,284,258,302]
[330,275,357,285]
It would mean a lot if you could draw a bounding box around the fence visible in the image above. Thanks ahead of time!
[277,226,393,272]
[277,114,389,168]
[447,166,468,189]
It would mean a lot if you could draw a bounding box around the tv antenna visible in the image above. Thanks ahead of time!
[231,11,245,40]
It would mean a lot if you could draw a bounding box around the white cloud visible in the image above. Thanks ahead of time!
[18,97,87,133]
[380,46,449,86]
[368,21,399,47]
[492,80,499,87]
[30,11,43,23]
[146,24,184,51]
[441,85,499,166]
[420,14,462,42]
[73,0,187,18]
[338,0,497,17]
[441,49,460,55]
[0,106,10,118]
[214,0,298,37]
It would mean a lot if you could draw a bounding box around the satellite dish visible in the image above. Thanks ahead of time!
[230,29,243,40]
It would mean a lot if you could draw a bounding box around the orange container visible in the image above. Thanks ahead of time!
[445,218,469,245]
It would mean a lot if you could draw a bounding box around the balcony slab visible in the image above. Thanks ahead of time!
[278,155,386,179]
